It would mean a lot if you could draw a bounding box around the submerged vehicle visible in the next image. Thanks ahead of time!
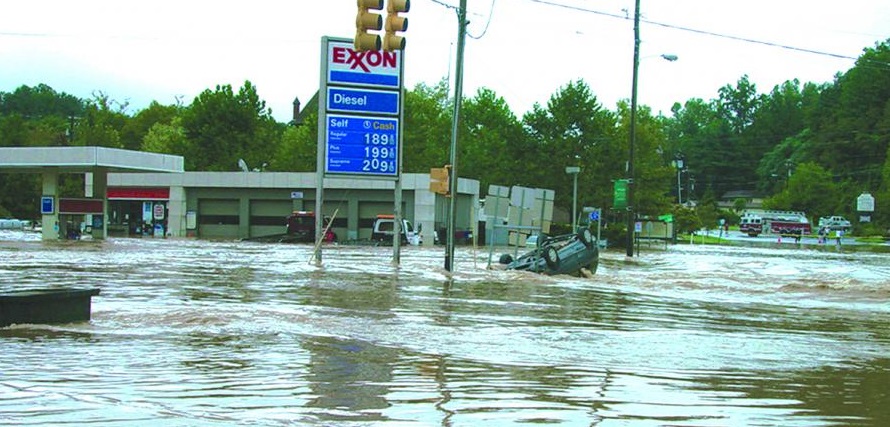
[371,214,423,246]
[285,211,336,243]
[242,211,335,244]
[499,229,598,276]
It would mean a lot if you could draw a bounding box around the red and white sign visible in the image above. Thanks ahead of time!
[153,203,165,220]
[327,41,401,89]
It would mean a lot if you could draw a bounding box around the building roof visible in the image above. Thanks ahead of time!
[0,146,184,174]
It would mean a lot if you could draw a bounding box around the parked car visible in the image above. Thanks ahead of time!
[499,229,598,276]
[371,214,423,246]
[818,216,852,231]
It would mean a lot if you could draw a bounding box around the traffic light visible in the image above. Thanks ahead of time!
[383,0,409,51]
[429,165,451,196]
[355,0,384,52]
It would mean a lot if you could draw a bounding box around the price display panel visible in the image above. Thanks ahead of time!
[325,114,399,177]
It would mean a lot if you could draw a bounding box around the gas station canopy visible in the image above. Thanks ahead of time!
[0,146,184,240]
[0,146,184,174]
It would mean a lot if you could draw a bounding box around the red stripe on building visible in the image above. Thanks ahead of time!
[107,187,170,200]
[59,198,104,214]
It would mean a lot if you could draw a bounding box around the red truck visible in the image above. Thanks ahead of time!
[739,211,811,237]
[285,211,336,243]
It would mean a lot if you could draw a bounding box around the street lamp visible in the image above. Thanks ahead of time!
[672,153,685,204]
[566,165,581,231]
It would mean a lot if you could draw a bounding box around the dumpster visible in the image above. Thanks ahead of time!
[0,288,100,327]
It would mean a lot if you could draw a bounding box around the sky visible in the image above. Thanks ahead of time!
[1,0,888,123]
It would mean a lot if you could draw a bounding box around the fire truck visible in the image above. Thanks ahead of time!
[739,210,811,237]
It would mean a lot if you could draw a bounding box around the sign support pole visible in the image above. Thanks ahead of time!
[314,37,329,266]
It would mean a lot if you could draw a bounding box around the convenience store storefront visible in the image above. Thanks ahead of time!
[106,187,170,237]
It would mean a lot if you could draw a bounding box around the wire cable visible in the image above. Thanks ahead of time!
[525,0,868,61]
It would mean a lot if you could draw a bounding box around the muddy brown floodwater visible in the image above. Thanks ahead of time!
[1,231,888,426]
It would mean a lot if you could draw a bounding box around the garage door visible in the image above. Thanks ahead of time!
[198,198,239,239]
[249,200,292,237]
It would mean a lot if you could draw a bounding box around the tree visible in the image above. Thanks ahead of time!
[69,93,129,148]
[664,98,734,199]
[763,162,841,219]
[180,81,282,171]
[459,87,525,195]
[522,80,620,215]
[0,84,82,119]
[122,101,180,151]
[142,117,188,156]
[271,112,318,172]
[402,81,451,172]
[808,40,890,188]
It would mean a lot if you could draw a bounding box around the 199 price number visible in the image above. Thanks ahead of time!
[362,131,397,173]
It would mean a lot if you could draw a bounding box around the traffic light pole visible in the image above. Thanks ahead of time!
[445,0,467,272]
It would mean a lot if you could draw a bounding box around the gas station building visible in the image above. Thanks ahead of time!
[0,146,481,246]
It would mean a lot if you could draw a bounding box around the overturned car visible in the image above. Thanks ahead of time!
[499,229,599,276]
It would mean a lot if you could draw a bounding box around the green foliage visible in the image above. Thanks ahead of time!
[695,190,721,229]
[460,87,524,194]
[70,93,129,148]
[672,206,702,234]
[123,101,180,151]
[403,80,451,172]
[142,117,187,155]
[272,112,318,172]
[522,80,624,213]
[763,162,841,219]
[0,84,82,119]
[732,198,748,214]
[180,81,281,171]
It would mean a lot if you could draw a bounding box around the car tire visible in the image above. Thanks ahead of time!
[499,254,513,265]
[578,228,594,248]
[543,246,559,269]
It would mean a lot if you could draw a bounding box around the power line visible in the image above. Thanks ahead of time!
[468,0,496,40]
[526,0,863,61]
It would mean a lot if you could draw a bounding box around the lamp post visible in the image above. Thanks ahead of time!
[566,165,581,231]
[672,153,685,204]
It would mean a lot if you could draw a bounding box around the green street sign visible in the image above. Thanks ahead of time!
[658,214,674,223]
[613,179,628,210]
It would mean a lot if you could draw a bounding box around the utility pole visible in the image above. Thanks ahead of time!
[445,0,467,272]
[626,0,640,257]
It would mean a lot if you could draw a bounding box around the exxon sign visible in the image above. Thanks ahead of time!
[327,41,401,89]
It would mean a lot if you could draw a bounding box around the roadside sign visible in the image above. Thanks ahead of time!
[325,114,398,176]
[857,192,875,212]
[153,203,165,220]
[40,196,54,214]
[613,180,628,210]
[589,210,600,221]
[320,37,403,180]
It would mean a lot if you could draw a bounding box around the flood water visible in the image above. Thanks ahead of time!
[1,232,888,426]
